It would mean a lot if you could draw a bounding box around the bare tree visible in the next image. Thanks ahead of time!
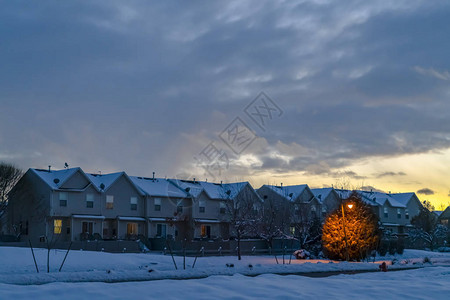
[258,193,290,249]
[223,185,261,260]
[410,206,448,250]
[0,162,23,232]
[291,203,322,251]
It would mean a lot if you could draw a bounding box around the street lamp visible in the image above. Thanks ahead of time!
[341,202,353,261]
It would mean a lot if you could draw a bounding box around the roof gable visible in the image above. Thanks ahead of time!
[31,167,97,191]
[130,176,187,198]
[262,184,309,202]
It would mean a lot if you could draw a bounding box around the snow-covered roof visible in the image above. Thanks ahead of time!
[194,219,221,223]
[72,215,105,220]
[129,176,188,198]
[199,181,249,200]
[86,172,124,191]
[335,189,406,208]
[117,216,146,221]
[310,188,334,203]
[433,211,443,217]
[168,179,204,197]
[389,192,417,206]
[261,184,308,201]
[31,167,94,191]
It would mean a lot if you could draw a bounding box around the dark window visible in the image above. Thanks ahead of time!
[405,214,409,219]
[177,206,183,213]
[131,204,137,210]
[199,206,205,213]
[86,201,93,208]
[220,207,226,214]
[66,227,71,234]
[60,200,67,207]
[155,205,161,211]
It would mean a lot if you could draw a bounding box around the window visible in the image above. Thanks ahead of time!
[405,209,409,219]
[177,199,183,213]
[310,205,317,218]
[86,194,94,208]
[384,207,388,218]
[397,208,401,219]
[322,207,327,218]
[295,204,300,215]
[290,226,295,235]
[253,203,259,214]
[59,192,68,207]
[156,223,166,237]
[201,225,211,238]
[106,195,114,209]
[82,221,93,235]
[220,202,226,214]
[199,200,205,213]
[54,219,62,234]
[127,223,138,235]
[154,198,161,211]
[130,197,137,210]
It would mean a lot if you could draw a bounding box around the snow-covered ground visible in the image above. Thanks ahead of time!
[1,247,449,299]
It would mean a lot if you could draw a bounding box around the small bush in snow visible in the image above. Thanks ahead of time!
[423,257,432,264]
[293,249,311,259]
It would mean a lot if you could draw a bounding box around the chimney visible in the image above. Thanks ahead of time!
[281,183,283,187]
[220,180,223,185]
[193,177,196,183]
[48,165,51,173]
[152,172,155,181]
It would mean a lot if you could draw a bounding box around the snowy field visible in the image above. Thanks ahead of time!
[1,247,449,299]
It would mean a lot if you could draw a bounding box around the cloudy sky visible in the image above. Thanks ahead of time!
[1,0,449,208]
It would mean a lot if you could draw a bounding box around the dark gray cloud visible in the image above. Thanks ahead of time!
[376,172,407,178]
[1,1,450,180]
[360,186,385,193]
[417,188,435,195]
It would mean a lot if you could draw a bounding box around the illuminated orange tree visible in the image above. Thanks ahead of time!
[322,192,380,261]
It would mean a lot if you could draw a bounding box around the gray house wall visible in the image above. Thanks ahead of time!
[8,170,52,244]
[60,171,90,189]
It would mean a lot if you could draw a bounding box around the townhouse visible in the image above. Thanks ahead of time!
[7,167,262,243]
[334,189,422,235]
[257,184,331,236]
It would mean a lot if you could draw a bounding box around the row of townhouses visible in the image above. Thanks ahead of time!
[6,167,425,244]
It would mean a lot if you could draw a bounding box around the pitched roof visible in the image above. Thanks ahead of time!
[31,167,95,191]
[129,176,188,198]
[439,206,450,219]
[311,188,334,203]
[199,181,249,200]
[168,179,204,197]
[86,172,123,191]
[261,184,309,201]
[335,189,406,208]
[389,192,417,206]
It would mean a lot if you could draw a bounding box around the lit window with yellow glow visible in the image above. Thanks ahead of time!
[54,219,62,234]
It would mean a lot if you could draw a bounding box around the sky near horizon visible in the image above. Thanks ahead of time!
[0,1,449,208]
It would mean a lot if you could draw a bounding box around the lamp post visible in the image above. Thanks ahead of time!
[341,203,353,261]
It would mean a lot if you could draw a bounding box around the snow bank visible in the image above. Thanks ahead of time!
[0,267,449,300]
[0,247,449,285]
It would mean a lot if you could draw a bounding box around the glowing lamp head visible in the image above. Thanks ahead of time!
[347,204,353,209]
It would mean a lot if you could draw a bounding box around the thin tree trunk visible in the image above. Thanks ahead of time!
[237,232,241,260]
